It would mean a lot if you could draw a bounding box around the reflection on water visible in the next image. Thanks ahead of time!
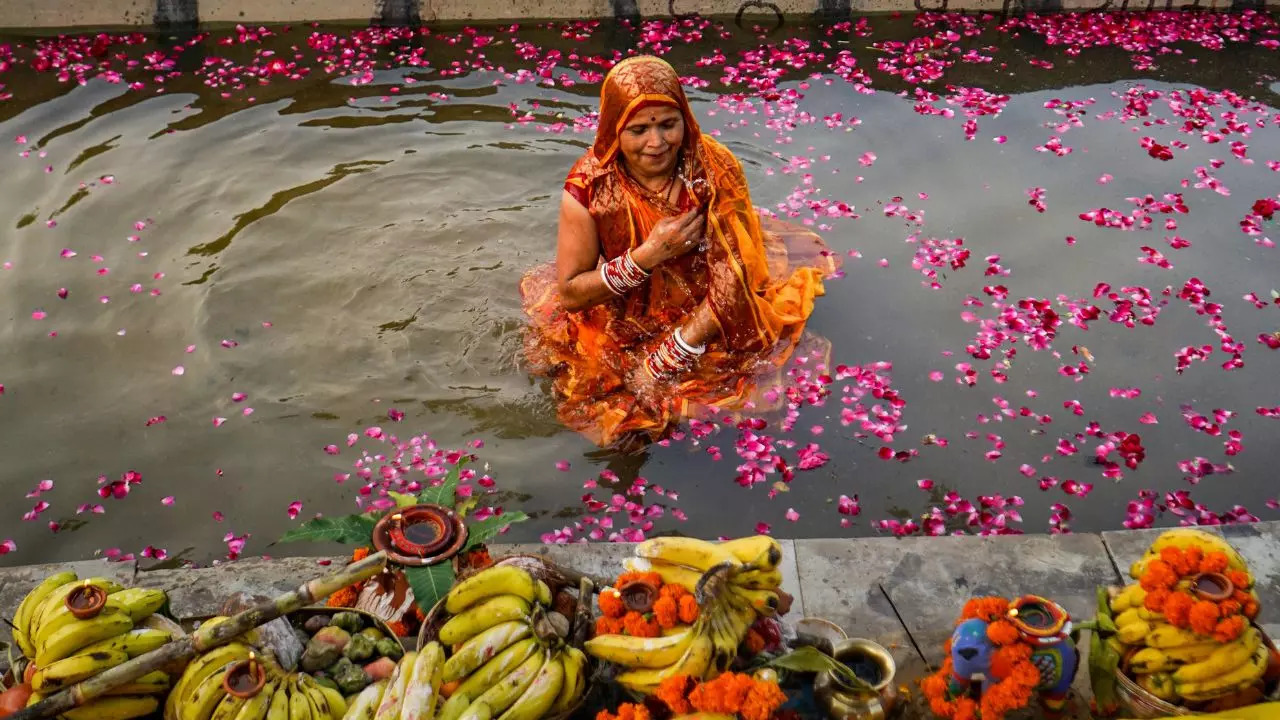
[1,16,1279,565]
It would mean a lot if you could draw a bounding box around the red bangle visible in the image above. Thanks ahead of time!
[643,331,700,381]
[601,249,649,295]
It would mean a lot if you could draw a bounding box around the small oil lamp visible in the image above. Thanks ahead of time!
[1006,595,1072,646]
[65,580,107,620]
[1190,571,1234,602]
[372,504,467,567]
[222,651,266,698]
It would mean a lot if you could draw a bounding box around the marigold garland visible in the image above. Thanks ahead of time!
[920,596,1043,720]
[596,572,700,637]
[1136,547,1254,642]
[598,673,787,720]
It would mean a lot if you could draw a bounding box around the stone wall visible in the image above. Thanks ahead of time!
[0,0,1272,32]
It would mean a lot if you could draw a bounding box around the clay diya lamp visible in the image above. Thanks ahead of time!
[372,504,468,567]
[65,580,107,620]
[615,576,660,613]
[1190,572,1234,602]
[222,652,266,698]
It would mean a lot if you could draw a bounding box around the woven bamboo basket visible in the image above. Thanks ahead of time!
[416,554,600,720]
[1112,623,1279,718]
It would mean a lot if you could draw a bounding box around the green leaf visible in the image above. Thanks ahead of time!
[462,511,530,551]
[279,514,376,546]
[417,458,469,507]
[389,492,418,508]
[764,646,874,692]
[405,563,455,613]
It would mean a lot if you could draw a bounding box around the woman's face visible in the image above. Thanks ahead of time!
[619,106,684,179]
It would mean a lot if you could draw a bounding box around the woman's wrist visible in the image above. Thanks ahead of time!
[643,328,704,381]
[630,243,659,272]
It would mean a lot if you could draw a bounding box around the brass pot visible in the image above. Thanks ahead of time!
[813,638,899,720]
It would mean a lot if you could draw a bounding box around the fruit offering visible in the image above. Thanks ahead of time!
[362,564,590,720]
[1110,528,1276,710]
[588,536,789,695]
[10,572,174,720]
[166,610,406,720]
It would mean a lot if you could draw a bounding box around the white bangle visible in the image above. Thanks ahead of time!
[673,327,706,355]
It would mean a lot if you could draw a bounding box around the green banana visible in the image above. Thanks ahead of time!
[496,651,564,720]
[454,638,540,701]
[443,621,533,684]
[13,571,78,658]
[32,649,129,692]
[471,649,546,716]
[445,566,541,615]
[439,595,533,646]
[35,610,134,666]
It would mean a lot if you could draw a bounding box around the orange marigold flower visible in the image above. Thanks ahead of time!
[745,629,766,655]
[1140,560,1177,591]
[740,677,788,720]
[1226,570,1251,590]
[1218,599,1242,616]
[595,616,623,636]
[352,546,371,562]
[953,697,979,720]
[652,596,679,630]
[658,583,689,600]
[1144,588,1171,613]
[1163,591,1195,628]
[1213,615,1246,643]
[1199,551,1229,574]
[961,597,1009,623]
[596,710,618,720]
[986,620,1020,647]
[1188,600,1221,635]
[1242,599,1260,619]
[689,673,754,715]
[677,594,699,624]
[613,704,649,720]
[325,586,358,608]
[623,612,660,638]
[1160,547,1189,575]
[1183,546,1204,571]
[654,676,694,715]
[598,589,626,619]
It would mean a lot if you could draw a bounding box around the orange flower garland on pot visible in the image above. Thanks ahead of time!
[595,571,700,638]
[1138,546,1258,642]
[597,673,789,720]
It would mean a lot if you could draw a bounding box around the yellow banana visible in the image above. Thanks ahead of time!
[400,641,445,720]
[108,587,168,622]
[1163,641,1220,664]
[1114,608,1143,629]
[183,662,233,720]
[300,677,330,720]
[550,646,587,715]
[1146,528,1250,573]
[77,627,173,658]
[729,586,779,617]
[719,535,782,570]
[437,692,472,720]
[32,649,130,692]
[455,637,540,701]
[105,670,171,696]
[30,578,124,641]
[1175,641,1269,700]
[443,621,532,684]
[311,679,347,718]
[288,677,314,720]
[624,558,701,593]
[1136,673,1177,701]
[373,650,417,720]
[1173,627,1261,683]
[586,625,694,668]
[35,598,135,652]
[458,701,493,720]
[732,567,783,591]
[36,610,134,666]
[62,696,159,720]
[1127,648,1176,675]
[635,537,742,572]
[445,566,541,615]
[497,651,564,720]
[1146,623,1213,649]
[471,649,546,716]
[232,678,277,720]
[341,679,386,720]
[438,595,532,647]
[167,643,253,720]
[209,690,248,720]
[614,633,714,695]
[13,571,78,658]
[265,679,291,720]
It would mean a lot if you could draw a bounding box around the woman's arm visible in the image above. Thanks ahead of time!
[555,191,618,312]
[676,299,720,348]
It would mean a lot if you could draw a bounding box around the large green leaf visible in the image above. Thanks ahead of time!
[279,514,377,546]
[764,646,874,692]
[389,491,418,508]
[417,458,469,507]
[405,562,455,613]
[463,511,530,551]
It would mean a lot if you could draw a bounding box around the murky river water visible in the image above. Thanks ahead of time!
[1,14,1278,566]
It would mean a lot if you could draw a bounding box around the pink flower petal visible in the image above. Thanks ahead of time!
[555,460,571,471]
[785,508,800,522]
[171,365,185,376]
[161,496,175,506]
[1139,412,1158,424]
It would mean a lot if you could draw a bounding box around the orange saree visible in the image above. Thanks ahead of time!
[519,56,838,447]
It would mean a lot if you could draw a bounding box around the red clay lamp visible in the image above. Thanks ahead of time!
[372,504,468,567]
[64,580,107,620]
[223,652,266,698]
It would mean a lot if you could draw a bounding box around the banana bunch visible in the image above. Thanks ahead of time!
[346,564,589,720]
[588,536,785,695]
[11,572,174,720]
[166,641,348,720]
[1127,528,1254,587]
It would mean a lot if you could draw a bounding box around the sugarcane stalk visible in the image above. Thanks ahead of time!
[10,551,388,720]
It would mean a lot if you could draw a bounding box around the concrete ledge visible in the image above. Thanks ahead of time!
[3,525,1279,719]
[0,0,1274,31]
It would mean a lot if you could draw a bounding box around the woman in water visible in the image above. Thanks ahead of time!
[520,55,836,449]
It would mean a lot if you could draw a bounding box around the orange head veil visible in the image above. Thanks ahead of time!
[592,56,702,168]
